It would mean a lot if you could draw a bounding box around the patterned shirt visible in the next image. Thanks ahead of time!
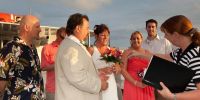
[170,42,200,91]
[0,37,45,100]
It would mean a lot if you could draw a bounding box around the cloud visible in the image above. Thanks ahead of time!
[38,0,112,11]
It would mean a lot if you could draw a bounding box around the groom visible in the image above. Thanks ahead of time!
[55,13,108,100]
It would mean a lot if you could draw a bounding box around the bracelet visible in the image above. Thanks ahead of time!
[173,93,176,100]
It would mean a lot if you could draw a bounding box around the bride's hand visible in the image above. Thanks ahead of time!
[98,67,113,75]
[112,63,121,74]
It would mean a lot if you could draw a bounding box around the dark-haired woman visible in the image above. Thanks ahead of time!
[88,24,120,100]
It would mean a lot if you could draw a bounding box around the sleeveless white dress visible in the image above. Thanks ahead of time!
[92,46,118,100]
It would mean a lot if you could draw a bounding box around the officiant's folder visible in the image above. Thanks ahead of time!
[142,56,196,93]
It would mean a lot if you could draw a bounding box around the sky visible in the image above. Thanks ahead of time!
[1,0,200,49]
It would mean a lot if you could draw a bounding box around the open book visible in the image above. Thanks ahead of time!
[142,56,196,93]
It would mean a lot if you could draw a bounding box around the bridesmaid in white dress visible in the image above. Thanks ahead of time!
[87,24,120,100]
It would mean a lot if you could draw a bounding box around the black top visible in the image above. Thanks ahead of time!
[170,42,200,91]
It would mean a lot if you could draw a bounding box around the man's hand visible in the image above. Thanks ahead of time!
[98,71,109,91]
[98,67,113,75]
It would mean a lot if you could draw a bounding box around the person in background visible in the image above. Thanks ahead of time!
[55,13,108,100]
[87,24,121,100]
[0,15,45,100]
[41,27,67,100]
[142,19,173,99]
[142,19,172,54]
[121,31,155,100]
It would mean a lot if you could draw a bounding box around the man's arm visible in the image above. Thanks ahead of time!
[0,81,7,97]
[41,45,55,71]
[0,44,12,96]
[41,64,54,71]
[60,47,101,93]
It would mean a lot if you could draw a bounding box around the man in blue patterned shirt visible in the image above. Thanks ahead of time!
[0,15,45,100]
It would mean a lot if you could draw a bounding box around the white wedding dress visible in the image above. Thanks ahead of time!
[92,46,118,100]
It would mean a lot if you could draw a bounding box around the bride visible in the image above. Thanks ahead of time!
[87,24,120,100]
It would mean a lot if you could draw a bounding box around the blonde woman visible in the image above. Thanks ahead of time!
[122,31,155,100]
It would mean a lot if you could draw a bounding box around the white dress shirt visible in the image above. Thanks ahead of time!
[68,35,91,57]
[142,35,172,54]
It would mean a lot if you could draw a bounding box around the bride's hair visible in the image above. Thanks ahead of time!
[94,24,110,35]
[93,24,110,45]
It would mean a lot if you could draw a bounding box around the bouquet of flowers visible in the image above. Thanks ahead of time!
[100,48,123,64]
